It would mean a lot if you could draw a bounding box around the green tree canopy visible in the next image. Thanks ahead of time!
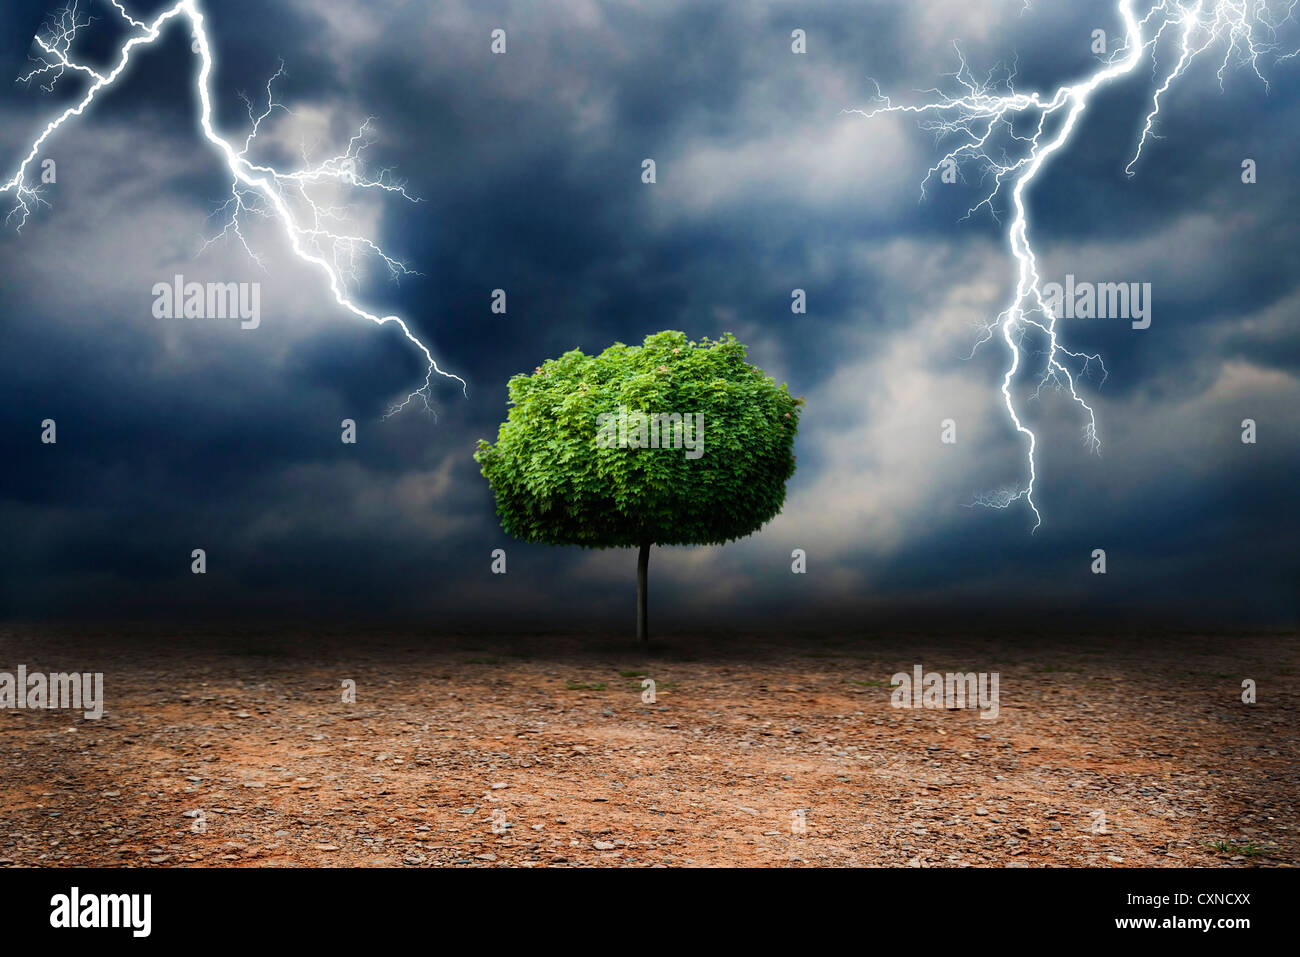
[475,331,801,550]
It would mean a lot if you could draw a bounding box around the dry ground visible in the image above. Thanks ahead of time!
[0,626,1295,867]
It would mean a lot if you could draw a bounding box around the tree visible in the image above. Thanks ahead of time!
[475,330,802,641]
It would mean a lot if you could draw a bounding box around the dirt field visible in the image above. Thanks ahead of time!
[1,626,1295,867]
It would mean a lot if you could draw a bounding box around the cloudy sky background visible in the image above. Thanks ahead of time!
[1,0,1296,630]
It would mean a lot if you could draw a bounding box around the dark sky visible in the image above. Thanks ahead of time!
[1,0,1296,630]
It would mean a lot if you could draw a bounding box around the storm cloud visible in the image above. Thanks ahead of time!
[0,0,1296,629]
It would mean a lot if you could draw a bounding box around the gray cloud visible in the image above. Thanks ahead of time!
[0,0,1296,628]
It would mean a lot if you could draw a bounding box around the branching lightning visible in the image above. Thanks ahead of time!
[3,0,465,416]
[849,0,1297,529]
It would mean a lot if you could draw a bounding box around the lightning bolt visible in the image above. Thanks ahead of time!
[849,0,1297,529]
[3,0,465,417]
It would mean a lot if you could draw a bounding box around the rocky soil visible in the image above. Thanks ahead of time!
[0,626,1295,867]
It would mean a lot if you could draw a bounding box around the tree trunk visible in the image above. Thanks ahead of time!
[636,541,650,643]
